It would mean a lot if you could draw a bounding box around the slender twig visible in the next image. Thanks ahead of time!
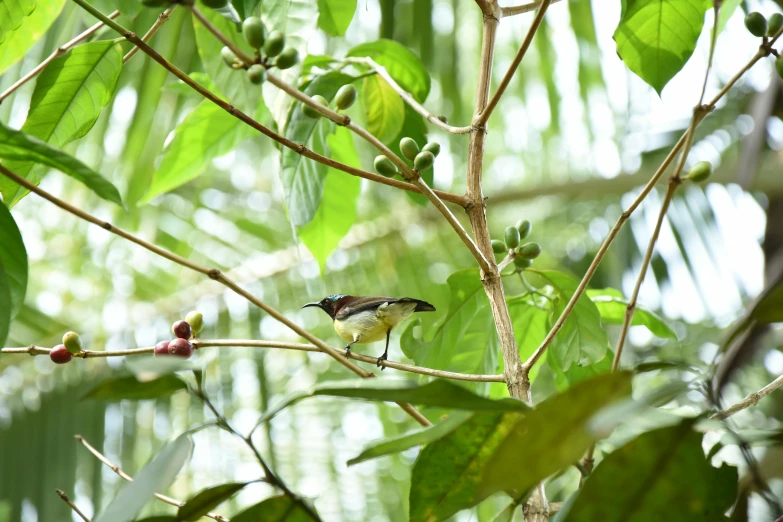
[123,5,176,63]
[476,0,552,127]
[0,163,430,428]
[56,489,90,522]
[74,435,229,522]
[711,373,783,420]
[189,5,254,65]
[0,10,121,104]
[501,0,563,17]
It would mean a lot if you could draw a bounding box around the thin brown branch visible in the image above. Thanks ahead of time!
[0,10,120,104]
[123,5,176,63]
[711,372,783,420]
[476,0,552,126]
[501,0,562,17]
[56,489,90,522]
[74,435,230,521]
[0,163,430,428]
[189,5,255,66]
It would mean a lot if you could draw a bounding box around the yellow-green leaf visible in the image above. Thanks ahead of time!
[362,74,405,144]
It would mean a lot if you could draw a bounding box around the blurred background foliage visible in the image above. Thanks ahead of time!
[1,0,783,520]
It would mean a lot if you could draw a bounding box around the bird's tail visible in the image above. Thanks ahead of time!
[399,298,436,312]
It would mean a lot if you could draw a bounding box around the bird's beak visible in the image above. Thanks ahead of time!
[302,302,321,309]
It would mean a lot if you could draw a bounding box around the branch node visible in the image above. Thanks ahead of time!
[208,269,221,280]
[101,222,113,231]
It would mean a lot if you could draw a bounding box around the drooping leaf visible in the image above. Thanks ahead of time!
[317,0,356,36]
[94,434,194,522]
[557,419,738,522]
[613,0,708,94]
[298,127,361,272]
[0,0,35,44]
[362,74,405,148]
[231,495,319,522]
[0,41,123,205]
[0,122,123,205]
[347,39,431,102]
[347,411,473,467]
[0,201,27,320]
[176,483,248,521]
[0,0,65,76]
[82,374,188,402]
[0,258,11,347]
[587,288,677,340]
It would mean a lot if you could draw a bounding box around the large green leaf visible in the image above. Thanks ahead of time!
[0,122,122,205]
[0,258,11,347]
[587,288,677,340]
[508,297,550,380]
[347,39,431,102]
[0,0,65,76]
[280,72,354,226]
[613,0,708,94]
[0,202,27,320]
[0,0,35,43]
[317,0,356,36]
[557,419,738,522]
[94,434,194,522]
[362,74,405,145]
[0,41,123,205]
[142,100,252,204]
[298,127,361,272]
[231,495,319,522]
[82,374,189,402]
[177,483,248,521]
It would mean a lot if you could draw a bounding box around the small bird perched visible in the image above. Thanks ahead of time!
[302,295,436,368]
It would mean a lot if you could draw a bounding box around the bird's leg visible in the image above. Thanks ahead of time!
[344,336,359,357]
[377,330,391,369]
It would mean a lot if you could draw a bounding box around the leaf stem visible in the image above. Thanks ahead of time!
[501,0,563,17]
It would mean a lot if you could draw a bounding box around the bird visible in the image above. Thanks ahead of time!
[302,294,436,369]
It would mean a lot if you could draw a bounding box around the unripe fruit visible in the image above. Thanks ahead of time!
[374,155,397,177]
[242,17,266,49]
[504,226,521,249]
[221,47,239,68]
[768,13,783,36]
[517,242,542,259]
[141,0,167,7]
[264,31,285,57]
[302,95,328,118]
[422,142,441,158]
[776,56,783,81]
[686,161,712,183]
[514,257,532,269]
[247,64,266,84]
[745,12,767,37]
[154,340,171,356]
[168,338,194,358]
[334,84,357,110]
[275,47,299,70]
[516,219,532,239]
[413,151,434,171]
[172,320,192,340]
[185,311,204,334]
[400,137,420,161]
[62,331,82,355]
[50,345,72,364]
[491,239,507,254]
[201,0,228,9]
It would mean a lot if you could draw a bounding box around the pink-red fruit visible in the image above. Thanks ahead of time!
[50,345,72,364]
[154,340,171,356]
[168,338,194,358]
[172,320,192,340]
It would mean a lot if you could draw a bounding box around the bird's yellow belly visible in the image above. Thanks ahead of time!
[334,311,397,344]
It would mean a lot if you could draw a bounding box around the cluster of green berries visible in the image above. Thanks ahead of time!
[685,161,712,183]
[49,331,84,364]
[744,11,783,79]
[219,15,299,85]
[374,138,441,177]
[154,311,204,359]
[491,220,541,271]
[302,84,358,119]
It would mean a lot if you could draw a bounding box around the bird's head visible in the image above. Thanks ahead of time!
[302,294,350,319]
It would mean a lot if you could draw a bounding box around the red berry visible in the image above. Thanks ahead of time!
[168,338,194,358]
[172,320,192,340]
[154,340,171,356]
[50,345,72,364]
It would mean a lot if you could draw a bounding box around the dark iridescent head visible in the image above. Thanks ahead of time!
[302,294,348,319]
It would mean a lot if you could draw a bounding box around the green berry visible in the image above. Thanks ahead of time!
[514,257,532,270]
[504,226,520,249]
[516,219,531,239]
[776,56,783,80]
[491,239,507,254]
[242,17,266,49]
[247,64,266,84]
[264,31,285,57]
[768,13,783,36]
[400,137,420,161]
[334,84,358,110]
[302,95,328,118]
[686,161,712,183]
[62,331,82,355]
[201,0,228,9]
[422,142,441,157]
[374,155,397,177]
[221,46,239,68]
[275,47,299,70]
[413,151,434,171]
[745,12,767,37]
[517,242,541,260]
[186,311,204,334]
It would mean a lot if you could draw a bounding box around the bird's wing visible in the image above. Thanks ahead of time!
[334,296,396,319]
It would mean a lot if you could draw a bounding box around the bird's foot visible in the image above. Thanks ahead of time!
[344,346,351,357]
[376,353,388,370]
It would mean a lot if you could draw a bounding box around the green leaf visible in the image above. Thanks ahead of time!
[176,483,248,521]
[508,297,550,381]
[492,503,518,522]
[587,288,677,339]
[347,39,431,102]
[82,374,188,402]
[613,0,708,94]
[298,127,360,272]
[258,379,527,424]
[317,0,356,36]
[0,122,123,205]
[362,74,405,147]
[546,347,613,392]
[0,0,35,43]
[0,258,11,347]
[94,434,194,522]
[142,100,252,204]
[231,495,319,522]
[132,517,177,522]
[280,72,354,226]
[0,201,27,320]
[0,41,123,206]
[716,0,741,34]
[557,419,738,522]
[347,411,473,467]
[0,0,65,76]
